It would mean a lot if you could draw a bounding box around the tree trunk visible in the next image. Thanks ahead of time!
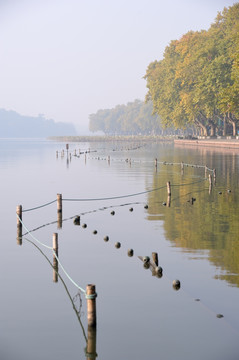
[227,113,237,136]
[195,118,208,136]
[223,114,227,136]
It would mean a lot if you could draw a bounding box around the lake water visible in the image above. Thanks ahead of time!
[1,138,239,360]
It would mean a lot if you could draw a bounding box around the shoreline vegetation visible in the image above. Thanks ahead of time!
[48,135,239,150]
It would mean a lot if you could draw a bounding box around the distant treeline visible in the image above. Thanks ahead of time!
[144,3,239,137]
[0,109,76,138]
[89,100,174,135]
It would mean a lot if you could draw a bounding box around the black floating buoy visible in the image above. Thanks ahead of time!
[82,223,87,228]
[129,207,133,212]
[227,189,231,193]
[143,256,150,264]
[115,242,121,249]
[218,192,222,195]
[104,235,109,242]
[162,202,167,206]
[93,230,97,235]
[172,279,181,290]
[111,211,115,215]
[195,298,200,302]
[144,204,148,209]
[127,249,134,257]
[73,216,80,225]
[155,266,163,276]
[216,314,224,318]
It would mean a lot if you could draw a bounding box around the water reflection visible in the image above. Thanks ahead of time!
[146,149,239,288]
[21,237,98,358]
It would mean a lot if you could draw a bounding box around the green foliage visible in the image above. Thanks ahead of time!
[144,3,239,136]
[89,99,164,135]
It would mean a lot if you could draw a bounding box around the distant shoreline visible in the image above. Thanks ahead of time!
[47,135,174,142]
[48,135,239,150]
[174,138,239,150]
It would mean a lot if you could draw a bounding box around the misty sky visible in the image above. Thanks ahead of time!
[0,0,237,133]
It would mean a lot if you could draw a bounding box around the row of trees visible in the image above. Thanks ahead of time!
[144,3,239,136]
[89,99,172,135]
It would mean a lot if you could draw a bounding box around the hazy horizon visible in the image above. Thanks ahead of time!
[0,0,237,134]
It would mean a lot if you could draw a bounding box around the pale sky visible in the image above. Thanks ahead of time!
[0,0,237,133]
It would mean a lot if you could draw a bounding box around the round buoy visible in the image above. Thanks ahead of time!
[115,242,121,249]
[129,207,133,212]
[111,211,115,215]
[104,235,109,242]
[82,223,87,228]
[216,314,224,318]
[227,189,231,193]
[143,262,150,269]
[127,249,134,257]
[144,204,148,209]
[155,266,163,276]
[218,192,222,195]
[172,279,181,290]
[73,216,80,225]
[93,230,97,235]
[162,202,167,206]
[143,256,150,264]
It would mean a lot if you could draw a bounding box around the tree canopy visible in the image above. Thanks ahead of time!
[144,3,239,136]
[89,100,166,135]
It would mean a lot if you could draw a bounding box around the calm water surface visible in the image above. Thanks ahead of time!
[1,139,239,360]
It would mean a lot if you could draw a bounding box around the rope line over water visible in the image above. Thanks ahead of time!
[22,199,57,213]
[16,213,86,294]
[22,178,208,212]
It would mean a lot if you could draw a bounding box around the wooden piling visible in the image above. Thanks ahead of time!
[86,284,97,327]
[155,158,157,168]
[52,233,58,282]
[53,255,58,283]
[152,252,158,266]
[86,326,97,360]
[57,194,62,213]
[53,233,58,253]
[213,168,216,183]
[209,174,212,194]
[167,181,171,196]
[16,205,22,226]
[17,224,22,246]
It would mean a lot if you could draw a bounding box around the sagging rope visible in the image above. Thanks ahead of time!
[16,214,86,295]
[21,177,208,213]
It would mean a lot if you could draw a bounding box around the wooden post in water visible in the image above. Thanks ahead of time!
[53,233,58,253]
[52,233,58,283]
[86,284,97,328]
[86,326,97,360]
[57,194,62,213]
[205,165,207,178]
[155,158,157,169]
[152,252,158,266]
[57,194,62,228]
[167,181,171,196]
[181,162,184,175]
[213,169,216,184]
[209,174,212,194]
[16,205,22,245]
[16,205,22,226]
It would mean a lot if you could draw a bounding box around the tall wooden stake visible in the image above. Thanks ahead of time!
[167,181,171,196]
[86,284,97,328]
